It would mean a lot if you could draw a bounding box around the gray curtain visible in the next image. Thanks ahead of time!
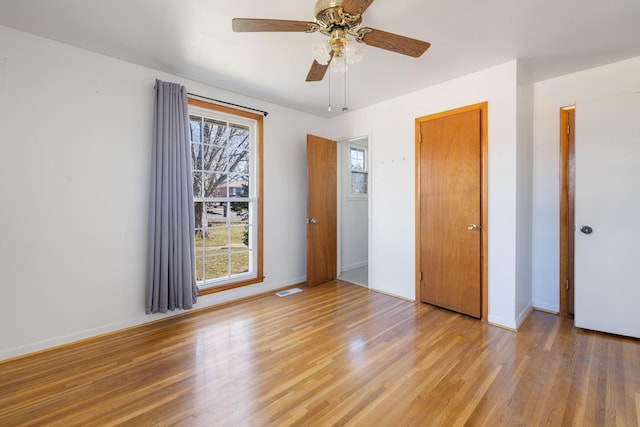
[146,79,198,314]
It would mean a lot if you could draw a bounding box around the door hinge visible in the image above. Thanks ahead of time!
[419,272,423,281]
[566,279,570,291]
[567,124,570,135]
[419,134,422,143]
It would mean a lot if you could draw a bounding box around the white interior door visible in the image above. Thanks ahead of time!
[574,93,640,338]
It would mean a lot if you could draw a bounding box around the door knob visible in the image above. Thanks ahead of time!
[306,218,318,224]
[579,225,593,234]
[467,224,479,231]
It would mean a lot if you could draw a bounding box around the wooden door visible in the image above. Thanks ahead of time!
[418,108,482,318]
[567,109,576,315]
[574,94,640,338]
[306,134,337,286]
[560,106,576,316]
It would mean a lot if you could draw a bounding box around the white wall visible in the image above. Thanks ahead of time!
[515,63,535,325]
[326,61,525,328]
[338,137,368,272]
[531,55,640,312]
[0,25,327,360]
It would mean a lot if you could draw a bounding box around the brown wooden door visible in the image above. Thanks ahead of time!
[419,108,482,318]
[560,106,576,317]
[566,109,575,315]
[306,134,337,286]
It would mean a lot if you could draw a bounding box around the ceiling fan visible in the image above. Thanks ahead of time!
[232,0,431,82]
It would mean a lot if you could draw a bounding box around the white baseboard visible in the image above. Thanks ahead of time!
[532,301,560,314]
[341,261,367,272]
[488,314,517,331]
[516,305,534,329]
[0,276,307,362]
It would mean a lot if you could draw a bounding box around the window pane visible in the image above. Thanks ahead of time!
[229,125,250,151]
[230,225,249,248]
[203,118,226,145]
[195,236,205,257]
[202,144,227,173]
[351,172,368,194]
[191,143,202,171]
[230,202,249,224]
[190,116,202,143]
[205,255,229,281]
[204,228,227,255]
[194,202,205,231]
[203,172,225,199]
[227,175,249,197]
[231,252,249,275]
[195,257,204,282]
[206,202,226,227]
[193,172,202,198]
[350,147,366,171]
[232,155,250,175]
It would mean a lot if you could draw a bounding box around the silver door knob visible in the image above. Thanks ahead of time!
[579,225,593,234]
[306,218,318,224]
[467,223,479,231]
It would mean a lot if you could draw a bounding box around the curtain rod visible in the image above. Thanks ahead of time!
[187,92,268,117]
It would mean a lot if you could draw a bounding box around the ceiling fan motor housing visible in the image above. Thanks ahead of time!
[314,0,361,30]
[314,0,343,27]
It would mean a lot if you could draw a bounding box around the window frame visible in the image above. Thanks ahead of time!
[188,97,264,295]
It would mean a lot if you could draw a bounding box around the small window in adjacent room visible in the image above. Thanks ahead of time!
[188,98,263,294]
[349,145,368,197]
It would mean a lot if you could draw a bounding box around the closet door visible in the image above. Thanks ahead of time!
[574,94,640,338]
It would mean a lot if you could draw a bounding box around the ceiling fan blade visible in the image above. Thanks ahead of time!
[306,54,334,82]
[232,18,316,32]
[341,0,375,16]
[306,61,329,82]
[360,28,431,57]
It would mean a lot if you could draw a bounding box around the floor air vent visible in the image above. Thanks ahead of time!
[275,288,303,297]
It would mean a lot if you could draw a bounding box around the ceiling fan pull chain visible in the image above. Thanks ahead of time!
[327,68,332,112]
[342,65,349,112]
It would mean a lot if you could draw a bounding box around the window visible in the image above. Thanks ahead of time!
[188,98,263,294]
[349,144,368,197]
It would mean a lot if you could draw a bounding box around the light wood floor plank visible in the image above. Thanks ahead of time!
[1,280,639,426]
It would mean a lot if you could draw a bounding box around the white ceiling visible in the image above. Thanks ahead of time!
[2,0,640,117]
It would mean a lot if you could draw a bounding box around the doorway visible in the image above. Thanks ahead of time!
[337,136,369,288]
[415,103,488,319]
[306,134,371,289]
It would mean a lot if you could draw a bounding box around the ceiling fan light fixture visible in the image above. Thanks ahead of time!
[329,28,348,57]
[313,35,364,71]
[330,55,347,73]
[312,40,332,65]
[345,39,365,64]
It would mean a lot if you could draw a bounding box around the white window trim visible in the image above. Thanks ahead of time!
[347,142,368,200]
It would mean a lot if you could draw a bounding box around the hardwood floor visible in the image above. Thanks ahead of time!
[1,280,639,426]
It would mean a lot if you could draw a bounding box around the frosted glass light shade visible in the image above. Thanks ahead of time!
[312,39,365,68]
[345,41,365,64]
[312,41,332,65]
